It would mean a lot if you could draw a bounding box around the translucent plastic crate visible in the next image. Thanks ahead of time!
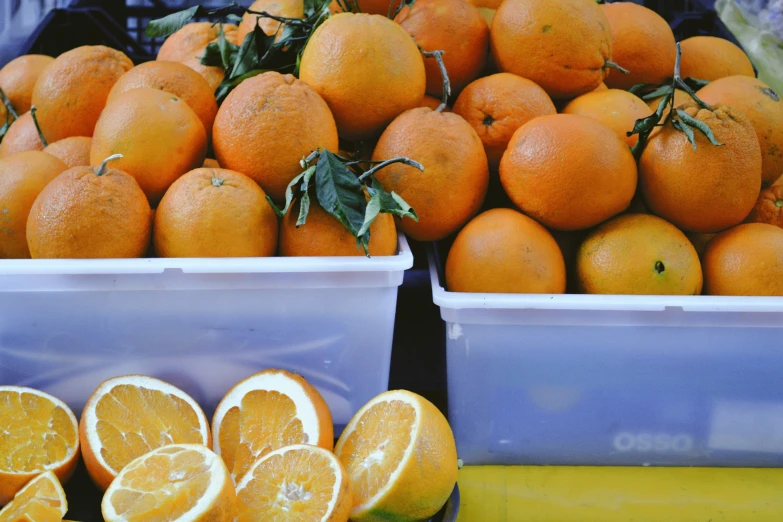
[428,247,783,467]
[0,236,412,432]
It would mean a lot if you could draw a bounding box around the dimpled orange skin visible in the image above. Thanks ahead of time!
[373,107,490,241]
[562,89,652,147]
[395,0,489,97]
[299,13,426,141]
[31,46,133,143]
[0,151,67,258]
[212,72,338,203]
[500,113,637,231]
[238,0,304,43]
[601,2,676,90]
[44,137,92,168]
[490,0,612,100]
[0,112,43,158]
[452,73,556,169]
[639,103,762,234]
[90,88,207,205]
[26,165,152,259]
[678,36,755,82]
[0,54,54,115]
[697,76,783,187]
[154,168,278,258]
[703,223,783,296]
[748,184,783,228]
[328,0,393,15]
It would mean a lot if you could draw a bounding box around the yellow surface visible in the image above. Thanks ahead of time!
[457,466,783,521]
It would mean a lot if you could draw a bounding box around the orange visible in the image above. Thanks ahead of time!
[91,87,207,204]
[748,184,783,228]
[445,208,566,293]
[202,158,220,168]
[212,369,334,485]
[329,0,392,15]
[235,445,352,522]
[468,0,502,8]
[108,61,218,140]
[80,375,211,492]
[26,156,152,259]
[419,95,448,111]
[601,2,676,90]
[213,72,338,202]
[679,36,755,82]
[395,0,489,96]
[0,387,80,506]
[0,54,54,115]
[0,112,44,158]
[43,136,92,168]
[373,107,489,241]
[639,102,762,233]
[703,223,783,296]
[238,0,304,43]
[335,390,458,522]
[562,89,652,147]
[0,151,67,258]
[500,113,637,231]
[102,444,236,522]
[0,472,67,522]
[154,168,278,257]
[452,72,556,169]
[490,0,612,99]
[697,76,783,187]
[576,213,703,295]
[299,13,426,140]
[31,45,133,142]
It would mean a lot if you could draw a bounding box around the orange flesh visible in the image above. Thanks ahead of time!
[0,475,65,522]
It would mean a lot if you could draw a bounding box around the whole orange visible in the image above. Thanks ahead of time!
[280,197,397,256]
[212,72,338,202]
[445,207,566,293]
[0,151,67,258]
[639,102,762,233]
[0,54,54,115]
[490,0,612,99]
[238,0,304,43]
[576,213,703,295]
[44,137,92,168]
[703,223,783,296]
[154,168,278,257]
[697,76,783,187]
[601,2,676,90]
[373,107,489,241]
[747,184,783,228]
[395,0,489,97]
[452,72,556,169]
[499,113,637,231]
[0,112,43,158]
[31,46,133,142]
[678,36,754,82]
[562,89,652,147]
[299,13,426,140]
[90,88,207,204]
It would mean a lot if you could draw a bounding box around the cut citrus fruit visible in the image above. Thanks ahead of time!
[212,369,333,484]
[102,444,236,522]
[235,444,351,522]
[334,390,458,522]
[0,471,67,522]
[0,386,80,506]
[80,375,211,491]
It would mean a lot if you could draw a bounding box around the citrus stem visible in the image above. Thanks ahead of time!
[605,60,630,74]
[672,42,710,110]
[29,106,48,148]
[421,49,450,112]
[357,157,423,181]
[246,9,314,27]
[0,88,18,120]
[94,154,123,176]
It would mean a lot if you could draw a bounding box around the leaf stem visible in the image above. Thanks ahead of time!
[421,49,450,111]
[672,42,710,110]
[0,88,18,120]
[357,157,423,181]
[94,154,123,176]
[604,60,630,74]
[29,106,48,148]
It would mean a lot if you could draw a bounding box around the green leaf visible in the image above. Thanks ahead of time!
[684,77,710,90]
[225,13,244,23]
[144,6,201,38]
[358,192,382,236]
[217,25,238,69]
[672,118,697,150]
[230,27,261,78]
[675,108,724,147]
[367,179,418,222]
[314,150,367,238]
[628,83,656,95]
[200,42,224,67]
[640,84,673,101]
[296,164,317,226]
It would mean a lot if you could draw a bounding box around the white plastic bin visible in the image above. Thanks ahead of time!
[428,247,783,467]
[0,235,413,432]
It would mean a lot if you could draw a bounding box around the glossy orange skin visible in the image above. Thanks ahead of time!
[27,165,151,259]
[500,113,637,231]
[299,13,426,140]
[238,0,304,43]
[0,54,54,115]
[453,73,556,169]
[679,36,755,82]
[490,0,612,99]
[562,89,652,147]
[90,88,207,205]
[154,168,278,258]
[748,184,783,228]
[639,103,762,233]
[31,46,133,142]
[212,72,338,203]
[373,107,489,241]
[703,223,783,296]
[44,136,92,168]
[601,2,676,90]
[446,208,566,294]
[0,112,43,158]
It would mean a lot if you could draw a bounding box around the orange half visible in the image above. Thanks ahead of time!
[0,471,67,522]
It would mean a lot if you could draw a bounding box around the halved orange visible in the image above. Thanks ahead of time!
[235,444,351,522]
[0,471,67,522]
[79,375,211,491]
[334,390,458,522]
[101,444,236,522]
[0,386,80,506]
[212,369,333,484]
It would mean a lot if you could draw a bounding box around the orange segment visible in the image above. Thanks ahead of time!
[235,444,351,522]
[0,471,67,522]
